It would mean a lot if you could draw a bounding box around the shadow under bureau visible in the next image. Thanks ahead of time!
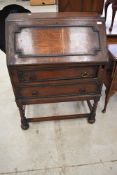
[6,12,108,129]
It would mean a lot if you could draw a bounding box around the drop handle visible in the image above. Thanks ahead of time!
[32,90,39,96]
[81,72,88,78]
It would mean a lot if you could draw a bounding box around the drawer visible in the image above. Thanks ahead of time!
[16,80,100,99]
[11,66,98,84]
[30,0,55,5]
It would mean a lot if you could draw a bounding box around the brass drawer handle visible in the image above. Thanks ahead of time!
[81,72,89,78]
[32,90,38,96]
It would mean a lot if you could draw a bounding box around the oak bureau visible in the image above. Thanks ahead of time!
[6,12,108,129]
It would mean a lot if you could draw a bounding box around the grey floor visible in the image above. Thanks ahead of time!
[0,0,117,174]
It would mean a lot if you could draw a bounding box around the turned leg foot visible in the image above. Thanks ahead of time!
[88,115,96,124]
[102,108,106,113]
[21,117,29,130]
[109,27,112,32]
[102,90,109,113]
[88,98,99,124]
[17,103,29,130]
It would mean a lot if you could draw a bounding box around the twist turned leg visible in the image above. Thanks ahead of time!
[88,98,99,124]
[102,91,109,113]
[102,87,113,113]
[17,103,29,130]
[105,0,111,22]
[109,9,116,32]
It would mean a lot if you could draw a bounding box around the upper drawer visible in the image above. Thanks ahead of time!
[10,65,98,84]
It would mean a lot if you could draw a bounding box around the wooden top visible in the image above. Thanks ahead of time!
[108,44,117,61]
[6,12,100,21]
[6,12,108,66]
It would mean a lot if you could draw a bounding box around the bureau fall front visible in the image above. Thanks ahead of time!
[6,12,108,129]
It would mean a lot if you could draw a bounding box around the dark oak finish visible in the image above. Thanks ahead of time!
[6,13,108,129]
[102,44,117,113]
[57,0,104,14]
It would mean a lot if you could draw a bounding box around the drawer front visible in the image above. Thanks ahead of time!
[11,66,98,84]
[16,80,100,99]
[30,0,55,5]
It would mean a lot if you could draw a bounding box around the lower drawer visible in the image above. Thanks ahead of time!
[16,80,100,99]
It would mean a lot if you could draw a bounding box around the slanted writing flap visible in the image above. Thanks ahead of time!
[6,13,108,65]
